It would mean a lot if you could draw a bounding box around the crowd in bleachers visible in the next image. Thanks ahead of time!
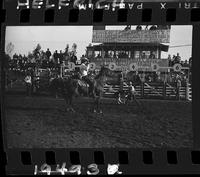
[5,46,192,86]
[168,53,192,68]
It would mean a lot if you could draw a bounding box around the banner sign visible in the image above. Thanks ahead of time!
[92,30,170,43]
[92,58,169,72]
[132,59,169,68]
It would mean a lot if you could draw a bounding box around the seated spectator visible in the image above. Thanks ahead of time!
[180,60,184,66]
[149,51,156,59]
[183,60,188,67]
[105,52,109,58]
[124,25,131,31]
[13,53,18,60]
[150,25,157,30]
[136,25,142,30]
[141,52,146,59]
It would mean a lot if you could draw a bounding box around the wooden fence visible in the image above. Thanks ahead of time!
[103,82,192,101]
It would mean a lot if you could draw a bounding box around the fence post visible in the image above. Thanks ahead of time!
[163,82,166,100]
[186,82,189,101]
[175,82,180,101]
[141,82,144,98]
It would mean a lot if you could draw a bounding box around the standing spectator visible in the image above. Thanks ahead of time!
[70,53,78,64]
[127,81,136,102]
[117,77,124,104]
[175,53,181,63]
[46,48,51,60]
[140,72,146,82]
[53,50,59,64]
[168,54,172,66]
[172,55,176,65]
[24,72,32,96]
[189,57,192,68]
[176,78,182,100]
[59,50,64,64]
[80,55,86,63]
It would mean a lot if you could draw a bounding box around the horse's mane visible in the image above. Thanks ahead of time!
[95,67,118,79]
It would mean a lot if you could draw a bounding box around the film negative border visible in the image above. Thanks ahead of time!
[1,0,200,175]
[1,1,200,24]
[4,149,200,175]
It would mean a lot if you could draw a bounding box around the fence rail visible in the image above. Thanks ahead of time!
[103,82,192,101]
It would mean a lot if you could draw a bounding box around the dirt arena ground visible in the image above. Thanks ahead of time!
[4,92,192,148]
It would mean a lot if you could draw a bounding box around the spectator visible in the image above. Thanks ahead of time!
[141,52,146,59]
[53,50,59,64]
[70,53,78,64]
[46,48,51,60]
[189,57,192,67]
[127,81,136,101]
[172,55,176,65]
[180,60,184,66]
[80,55,86,63]
[183,60,188,67]
[124,25,131,31]
[59,50,64,64]
[13,53,18,60]
[168,54,172,66]
[136,25,142,30]
[150,25,157,30]
[175,53,181,63]
[149,51,156,59]
[176,78,182,100]
[24,72,32,96]
[117,77,124,104]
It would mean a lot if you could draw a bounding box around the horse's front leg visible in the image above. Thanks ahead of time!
[92,97,97,113]
[94,95,102,114]
[97,97,102,114]
[68,94,75,112]
[63,92,74,112]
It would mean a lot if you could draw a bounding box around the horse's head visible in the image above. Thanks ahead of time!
[98,66,114,77]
